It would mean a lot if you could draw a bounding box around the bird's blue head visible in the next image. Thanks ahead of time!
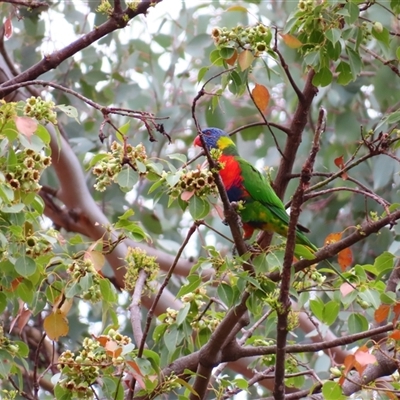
[194,127,229,151]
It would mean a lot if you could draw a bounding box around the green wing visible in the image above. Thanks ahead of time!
[237,157,317,250]
[238,157,290,223]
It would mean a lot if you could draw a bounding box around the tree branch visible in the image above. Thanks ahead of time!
[0,1,164,97]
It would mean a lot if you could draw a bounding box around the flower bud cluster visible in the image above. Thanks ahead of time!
[170,168,217,199]
[5,148,51,193]
[293,269,326,291]
[163,307,178,325]
[25,234,52,258]
[58,333,132,399]
[23,96,57,124]
[211,23,272,55]
[124,247,159,293]
[0,326,20,356]
[297,0,317,12]
[0,99,17,121]
[67,259,102,303]
[92,141,148,191]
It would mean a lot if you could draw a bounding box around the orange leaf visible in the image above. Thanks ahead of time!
[238,50,254,71]
[339,354,355,385]
[43,310,69,340]
[95,335,110,347]
[338,247,353,271]
[334,155,348,180]
[226,49,238,66]
[393,303,400,324]
[324,232,342,246]
[59,297,74,316]
[8,277,23,292]
[4,17,13,39]
[105,340,122,358]
[14,116,38,141]
[279,33,302,49]
[374,304,390,323]
[252,84,270,114]
[389,329,400,340]
[17,309,32,332]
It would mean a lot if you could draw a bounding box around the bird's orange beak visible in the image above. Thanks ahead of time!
[193,136,202,147]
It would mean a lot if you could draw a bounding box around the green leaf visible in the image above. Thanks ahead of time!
[176,303,190,326]
[323,301,339,325]
[209,49,224,66]
[117,121,130,142]
[322,381,345,400]
[164,325,184,354]
[372,26,390,47]
[0,350,13,378]
[188,196,210,220]
[310,298,324,321]
[88,153,109,168]
[116,168,139,191]
[359,289,381,309]
[219,47,235,59]
[0,292,7,314]
[374,252,394,274]
[14,256,36,277]
[197,66,209,83]
[336,61,353,85]
[348,313,368,335]
[325,28,341,44]
[176,275,202,298]
[312,66,333,87]
[16,279,34,304]
[99,278,117,302]
[56,104,79,122]
[168,153,187,163]
[31,291,47,315]
[343,2,359,24]
[1,203,25,213]
[217,283,234,307]
[345,46,362,78]
[35,124,51,144]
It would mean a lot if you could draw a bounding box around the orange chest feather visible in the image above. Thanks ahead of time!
[219,154,243,189]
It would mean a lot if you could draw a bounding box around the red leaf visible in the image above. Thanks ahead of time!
[340,282,355,297]
[354,346,377,375]
[374,304,390,323]
[226,49,238,66]
[14,116,38,141]
[389,329,400,341]
[181,191,195,202]
[252,83,270,114]
[126,361,146,389]
[4,17,13,39]
[393,303,400,324]
[334,155,348,180]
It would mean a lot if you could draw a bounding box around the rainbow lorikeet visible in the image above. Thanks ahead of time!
[194,127,318,251]
[194,127,355,287]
